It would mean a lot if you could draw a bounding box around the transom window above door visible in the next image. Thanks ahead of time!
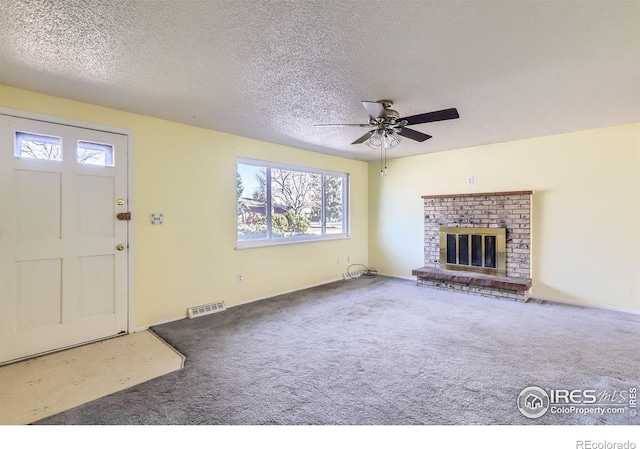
[77,140,114,166]
[14,132,115,167]
[15,131,63,161]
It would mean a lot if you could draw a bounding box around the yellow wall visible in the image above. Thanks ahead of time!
[0,85,369,327]
[369,123,640,312]
[3,83,638,319]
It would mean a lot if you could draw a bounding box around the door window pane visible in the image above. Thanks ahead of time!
[15,132,62,161]
[77,140,114,166]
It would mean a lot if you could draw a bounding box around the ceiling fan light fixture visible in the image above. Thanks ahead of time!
[386,129,402,148]
[366,129,384,149]
[366,128,401,150]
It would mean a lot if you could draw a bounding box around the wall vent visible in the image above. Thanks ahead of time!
[187,301,226,319]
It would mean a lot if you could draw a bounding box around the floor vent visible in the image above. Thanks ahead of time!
[188,301,226,319]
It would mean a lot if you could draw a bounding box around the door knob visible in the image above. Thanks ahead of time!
[116,244,125,251]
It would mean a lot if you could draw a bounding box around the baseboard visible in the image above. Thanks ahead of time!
[136,279,639,332]
[135,277,344,330]
[390,271,638,315]
[231,277,343,309]
[377,273,416,282]
[529,295,640,316]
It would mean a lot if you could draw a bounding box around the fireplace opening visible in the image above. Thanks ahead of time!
[440,227,506,276]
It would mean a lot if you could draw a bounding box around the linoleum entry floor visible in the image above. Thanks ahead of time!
[0,330,184,425]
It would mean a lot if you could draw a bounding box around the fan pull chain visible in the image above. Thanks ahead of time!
[384,138,388,176]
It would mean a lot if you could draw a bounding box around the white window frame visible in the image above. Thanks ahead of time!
[236,158,350,249]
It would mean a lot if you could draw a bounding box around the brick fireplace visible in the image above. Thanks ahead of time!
[412,191,533,301]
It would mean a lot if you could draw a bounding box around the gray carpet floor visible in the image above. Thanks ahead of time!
[36,276,639,425]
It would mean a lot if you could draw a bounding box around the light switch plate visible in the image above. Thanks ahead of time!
[150,213,164,225]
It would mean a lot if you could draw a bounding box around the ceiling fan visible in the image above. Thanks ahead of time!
[314,100,459,145]
[314,100,459,177]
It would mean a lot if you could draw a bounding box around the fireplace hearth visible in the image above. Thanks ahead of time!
[413,191,533,302]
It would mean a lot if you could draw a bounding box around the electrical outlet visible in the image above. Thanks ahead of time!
[237,274,243,283]
[150,213,164,225]
[337,258,340,264]
[467,176,474,185]
[347,256,351,263]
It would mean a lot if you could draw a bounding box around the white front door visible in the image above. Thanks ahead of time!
[0,115,129,364]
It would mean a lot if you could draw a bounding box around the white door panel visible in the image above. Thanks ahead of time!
[77,175,115,236]
[15,170,62,239]
[16,258,62,328]
[0,115,129,364]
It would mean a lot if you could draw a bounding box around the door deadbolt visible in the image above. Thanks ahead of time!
[116,244,125,251]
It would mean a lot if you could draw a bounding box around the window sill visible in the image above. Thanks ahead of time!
[235,234,350,250]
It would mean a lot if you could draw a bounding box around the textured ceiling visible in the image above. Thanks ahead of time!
[0,0,638,161]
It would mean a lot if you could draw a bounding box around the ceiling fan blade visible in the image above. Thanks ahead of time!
[361,101,385,119]
[314,123,371,127]
[351,130,374,145]
[397,127,432,142]
[400,108,459,126]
